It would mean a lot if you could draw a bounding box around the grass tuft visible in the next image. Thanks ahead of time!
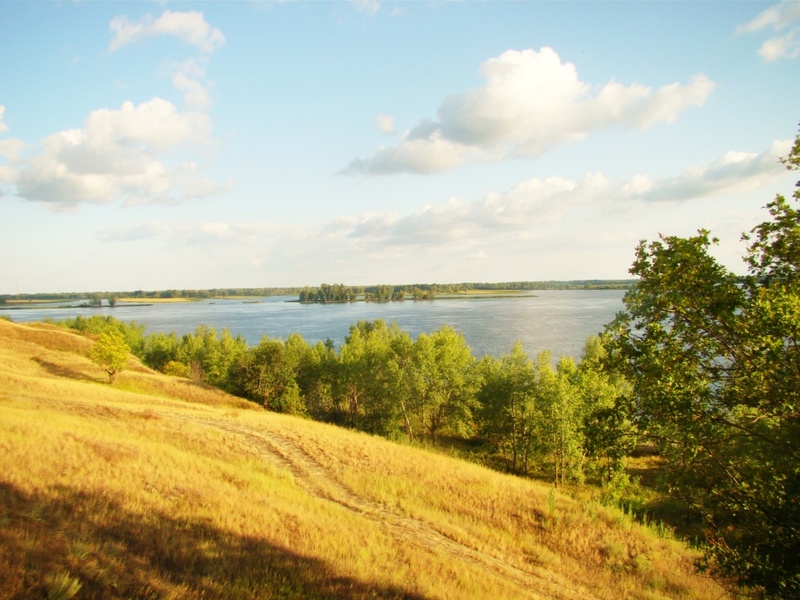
[44,571,82,600]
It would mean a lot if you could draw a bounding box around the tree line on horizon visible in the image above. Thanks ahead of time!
[0,279,636,304]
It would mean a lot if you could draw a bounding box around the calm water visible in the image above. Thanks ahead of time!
[3,290,626,360]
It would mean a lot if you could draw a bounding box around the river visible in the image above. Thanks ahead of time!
[2,289,626,360]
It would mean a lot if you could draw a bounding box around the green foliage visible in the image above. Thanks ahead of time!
[299,283,361,303]
[335,320,411,435]
[476,337,631,484]
[172,325,248,389]
[89,330,130,383]
[140,331,179,371]
[163,360,191,378]
[408,326,478,441]
[58,314,145,355]
[477,343,541,475]
[231,334,308,415]
[606,131,800,598]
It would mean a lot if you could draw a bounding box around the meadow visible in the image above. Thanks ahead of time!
[0,318,725,599]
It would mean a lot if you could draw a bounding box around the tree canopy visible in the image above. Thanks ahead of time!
[607,131,800,598]
[89,329,130,383]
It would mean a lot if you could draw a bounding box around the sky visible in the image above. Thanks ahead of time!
[1,1,799,294]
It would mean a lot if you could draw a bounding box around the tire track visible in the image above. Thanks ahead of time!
[180,414,599,600]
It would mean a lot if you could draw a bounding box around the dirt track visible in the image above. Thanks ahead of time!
[179,413,599,600]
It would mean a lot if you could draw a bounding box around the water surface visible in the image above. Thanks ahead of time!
[4,289,626,360]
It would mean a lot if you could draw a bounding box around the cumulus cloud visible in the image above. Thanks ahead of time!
[109,10,226,53]
[626,139,793,202]
[737,1,800,61]
[340,174,609,248]
[14,98,229,209]
[343,47,714,175]
[340,139,791,249]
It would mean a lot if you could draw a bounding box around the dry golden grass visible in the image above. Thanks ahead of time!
[0,319,726,599]
[116,297,199,303]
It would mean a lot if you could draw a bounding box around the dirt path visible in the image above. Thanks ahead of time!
[173,413,600,600]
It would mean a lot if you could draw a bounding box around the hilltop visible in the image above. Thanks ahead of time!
[0,318,723,599]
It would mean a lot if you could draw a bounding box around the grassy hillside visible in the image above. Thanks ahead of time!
[0,318,725,600]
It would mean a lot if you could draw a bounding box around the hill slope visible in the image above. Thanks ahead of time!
[0,318,724,599]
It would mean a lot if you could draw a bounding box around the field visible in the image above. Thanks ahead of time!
[0,318,725,599]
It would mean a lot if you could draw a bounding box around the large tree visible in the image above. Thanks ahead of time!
[607,132,800,597]
[409,326,477,442]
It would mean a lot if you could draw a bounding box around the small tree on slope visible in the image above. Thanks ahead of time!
[90,329,130,383]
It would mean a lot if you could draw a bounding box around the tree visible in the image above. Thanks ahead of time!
[577,336,636,484]
[232,336,307,415]
[606,131,800,597]
[90,329,130,383]
[409,326,477,442]
[336,320,411,436]
[477,343,540,475]
[538,355,586,486]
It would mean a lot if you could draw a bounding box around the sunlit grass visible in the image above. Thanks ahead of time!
[0,318,726,599]
[117,297,200,303]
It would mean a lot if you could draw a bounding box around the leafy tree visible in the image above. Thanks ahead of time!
[477,343,540,474]
[89,329,130,383]
[231,336,307,415]
[577,336,636,483]
[59,314,145,355]
[538,355,586,486]
[296,340,339,422]
[141,332,179,372]
[336,320,411,436]
[409,326,478,442]
[172,325,247,388]
[606,132,800,597]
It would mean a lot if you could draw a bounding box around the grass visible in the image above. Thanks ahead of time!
[116,297,200,303]
[0,318,728,599]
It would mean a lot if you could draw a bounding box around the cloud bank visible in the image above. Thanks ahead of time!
[344,47,714,175]
[108,139,789,257]
[339,138,791,247]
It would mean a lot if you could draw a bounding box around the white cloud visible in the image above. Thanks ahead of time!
[344,133,479,175]
[630,139,792,202]
[342,139,791,248]
[376,113,395,134]
[343,174,603,247]
[350,0,381,16]
[14,98,228,209]
[172,60,211,110]
[93,137,793,285]
[737,1,800,61]
[344,47,714,175]
[109,10,226,54]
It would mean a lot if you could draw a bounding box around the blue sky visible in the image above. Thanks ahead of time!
[1,1,799,294]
